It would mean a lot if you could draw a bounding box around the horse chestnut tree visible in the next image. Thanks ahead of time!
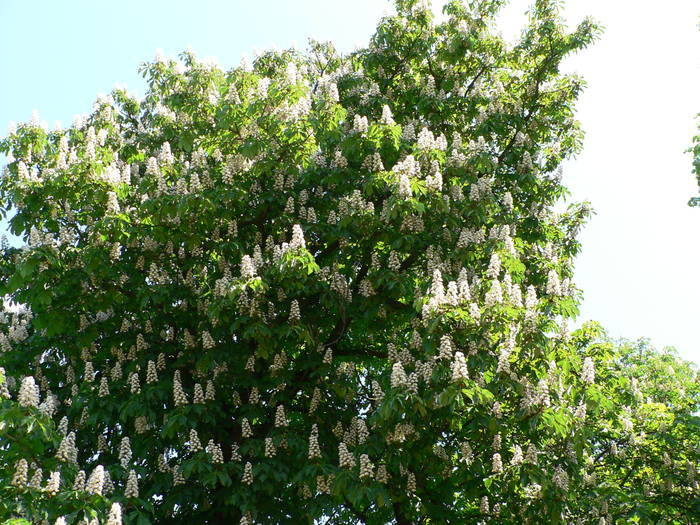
[0,1,698,523]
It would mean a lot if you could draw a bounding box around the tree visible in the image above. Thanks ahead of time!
[689,108,700,206]
[0,0,697,523]
[562,327,700,523]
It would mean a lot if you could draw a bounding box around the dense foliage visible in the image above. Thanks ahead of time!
[0,0,698,523]
[690,110,700,206]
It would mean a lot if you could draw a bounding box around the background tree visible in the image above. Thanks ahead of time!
[563,326,700,523]
[690,109,700,206]
[0,0,696,523]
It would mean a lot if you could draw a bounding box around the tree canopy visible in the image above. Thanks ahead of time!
[689,110,700,207]
[0,0,698,524]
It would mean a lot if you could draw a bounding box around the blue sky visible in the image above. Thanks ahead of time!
[1,0,699,364]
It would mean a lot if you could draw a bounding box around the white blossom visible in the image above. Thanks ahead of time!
[581,357,595,384]
[18,376,39,407]
[492,452,503,474]
[390,362,408,388]
[374,105,392,127]
[290,224,306,250]
[339,442,355,469]
[242,461,254,484]
[451,351,469,382]
[85,465,105,495]
[106,503,123,525]
[125,469,139,498]
[485,279,503,307]
[359,454,374,479]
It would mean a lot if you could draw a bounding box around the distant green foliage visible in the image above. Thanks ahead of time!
[689,113,700,206]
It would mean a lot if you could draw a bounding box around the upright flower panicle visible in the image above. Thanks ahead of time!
[18,376,39,407]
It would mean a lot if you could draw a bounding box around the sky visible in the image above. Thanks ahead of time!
[1,0,699,364]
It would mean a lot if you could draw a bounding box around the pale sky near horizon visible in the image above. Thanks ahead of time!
[1,0,699,364]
